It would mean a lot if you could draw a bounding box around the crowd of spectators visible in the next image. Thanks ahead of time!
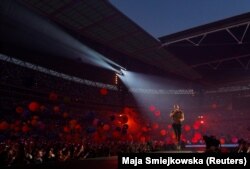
[0,136,175,167]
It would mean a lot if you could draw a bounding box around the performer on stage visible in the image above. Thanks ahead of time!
[170,105,184,150]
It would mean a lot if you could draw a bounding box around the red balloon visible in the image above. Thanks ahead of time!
[28,101,40,112]
[0,121,9,131]
[22,125,29,133]
[171,131,176,139]
[231,137,238,144]
[75,124,81,131]
[194,132,202,140]
[69,119,77,129]
[32,116,39,120]
[103,124,110,131]
[16,106,24,114]
[152,123,159,129]
[31,119,38,126]
[154,110,161,117]
[193,121,200,130]
[63,126,70,133]
[53,106,60,113]
[184,125,191,131]
[160,129,167,136]
[40,105,46,112]
[14,126,20,132]
[100,88,108,95]
[92,118,99,126]
[63,112,69,118]
[220,138,225,144]
[149,105,156,112]
[49,92,58,101]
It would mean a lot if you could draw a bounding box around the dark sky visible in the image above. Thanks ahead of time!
[110,0,250,38]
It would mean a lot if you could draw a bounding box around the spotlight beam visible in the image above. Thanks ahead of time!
[4,1,123,72]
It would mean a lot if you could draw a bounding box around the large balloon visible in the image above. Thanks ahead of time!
[28,101,40,112]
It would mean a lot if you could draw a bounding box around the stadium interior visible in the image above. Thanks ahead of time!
[0,0,250,168]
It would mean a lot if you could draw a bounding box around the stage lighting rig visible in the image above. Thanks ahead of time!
[115,67,126,76]
[116,70,124,76]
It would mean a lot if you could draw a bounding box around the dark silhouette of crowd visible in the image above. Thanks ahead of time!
[0,136,174,167]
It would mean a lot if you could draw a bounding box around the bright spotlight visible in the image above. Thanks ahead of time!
[121,69,126,75]
[116,70,124,76]
[5,0,118,72]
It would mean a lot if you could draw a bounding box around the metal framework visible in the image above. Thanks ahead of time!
[162,22,250,46]
[0,53,118,90]
[159,12,250,86]
[192,53,250,70]
[205,85,250,94]
[0,53,195,95]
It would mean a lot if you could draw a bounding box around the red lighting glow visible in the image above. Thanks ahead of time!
[100,88,108,95]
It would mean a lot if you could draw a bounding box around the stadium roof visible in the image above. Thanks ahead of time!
[1,0,200,83]
[160,12,250,87]
[1,0,250,88]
